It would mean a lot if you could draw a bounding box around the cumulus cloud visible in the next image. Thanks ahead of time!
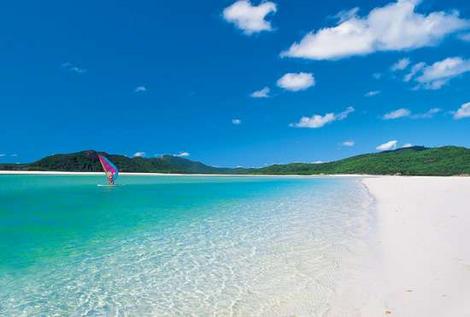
[61,62,86,74]
[342,140,355,147]
[281,0,469,60]
[133,152,146,157]
[223,0,277,35]
[277,72,315,91]
[250,86,270,98]
[134,86,147,93]
[232,118,242,125]
[291,106,354,128]
[376,140,398,151]
[406,57,470,89]
[402,143,413,148]
[391,57,411,71]
[454,102,470,119]
[383,108,411,120]
[365,90,380,97]
[176,152,190,157]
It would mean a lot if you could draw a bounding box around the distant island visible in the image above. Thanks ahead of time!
[1,146,469,176]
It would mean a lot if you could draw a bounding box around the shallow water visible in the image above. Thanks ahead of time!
[0,175,374,316]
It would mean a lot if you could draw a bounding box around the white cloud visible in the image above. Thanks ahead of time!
[61,62,86,74]
[372,72,382,79]
[409,57,470,89]
[277,72,315,91]
[291,106,354,128]
[232,118,242,125]
[223,0,277,35]
[402,143,413,148]
[250,86,270,98]
[383,107,441,120]
[365,90,380,97]
[281,0,469,60]
[459,33,470,42]
[135,86,147,93]
[342,140,355,147]
[411,107,441,119]
[312,160,324,164]
[454,102,470,119]
[376,140,398,151]
[133,152,146,157]
[404,62,426,82]
[391,57,411,71]
[176,152,190,157]
[383,108,411,120]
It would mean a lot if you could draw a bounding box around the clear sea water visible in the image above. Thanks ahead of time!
[0,175,374,316]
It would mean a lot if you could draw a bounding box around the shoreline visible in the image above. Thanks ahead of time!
[361,176,470,316]
[1,170,468,178]
[0,170,372,177]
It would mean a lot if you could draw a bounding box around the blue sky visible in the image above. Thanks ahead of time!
[0,0,469,167]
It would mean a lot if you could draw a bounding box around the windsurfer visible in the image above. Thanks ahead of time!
[106,171,114,185]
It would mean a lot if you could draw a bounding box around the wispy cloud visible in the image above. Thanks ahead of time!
[291,106,354,128]
[372,73,382,79]
[376,140,398,151]
[411,107,441,119]
[459,33,470,42]
[61,62,86,74]
[391,58,411,71]
[454,102,470,119]
[405,57,470,89]
[383,108,411,120]
[404,62,426,82]
[223,0,277,35]
[365,90,380,97]
[281,0,468,60]
[133,152,146,157]
[232,118,242,125]
[134,86,147,93]
[383,107,441,120]
[277,72,315,91]
[175,152,190,157]
[250,86,270,98]
[342,140,355,147]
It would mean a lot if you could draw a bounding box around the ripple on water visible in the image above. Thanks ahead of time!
[0,178,374,316]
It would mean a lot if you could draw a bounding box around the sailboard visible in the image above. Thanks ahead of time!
[97,154,119,186]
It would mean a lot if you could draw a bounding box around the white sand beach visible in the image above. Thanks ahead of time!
[362,176,470,316]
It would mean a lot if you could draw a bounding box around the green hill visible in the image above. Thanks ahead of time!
[1,146,469,176]
[255,146,470,176]
[0,150,241,174]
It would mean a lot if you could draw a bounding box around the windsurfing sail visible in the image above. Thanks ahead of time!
[98,155,119,185]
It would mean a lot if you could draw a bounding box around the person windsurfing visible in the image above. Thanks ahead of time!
[98,154,119,185]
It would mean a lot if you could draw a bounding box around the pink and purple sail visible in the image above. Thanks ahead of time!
[98,155,119,184]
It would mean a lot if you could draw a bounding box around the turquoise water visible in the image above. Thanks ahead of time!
[0,175,373,316]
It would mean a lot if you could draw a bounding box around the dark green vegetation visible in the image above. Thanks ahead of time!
[0,150,247,174]
[1,146,469,176]
[253,146,470,176]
